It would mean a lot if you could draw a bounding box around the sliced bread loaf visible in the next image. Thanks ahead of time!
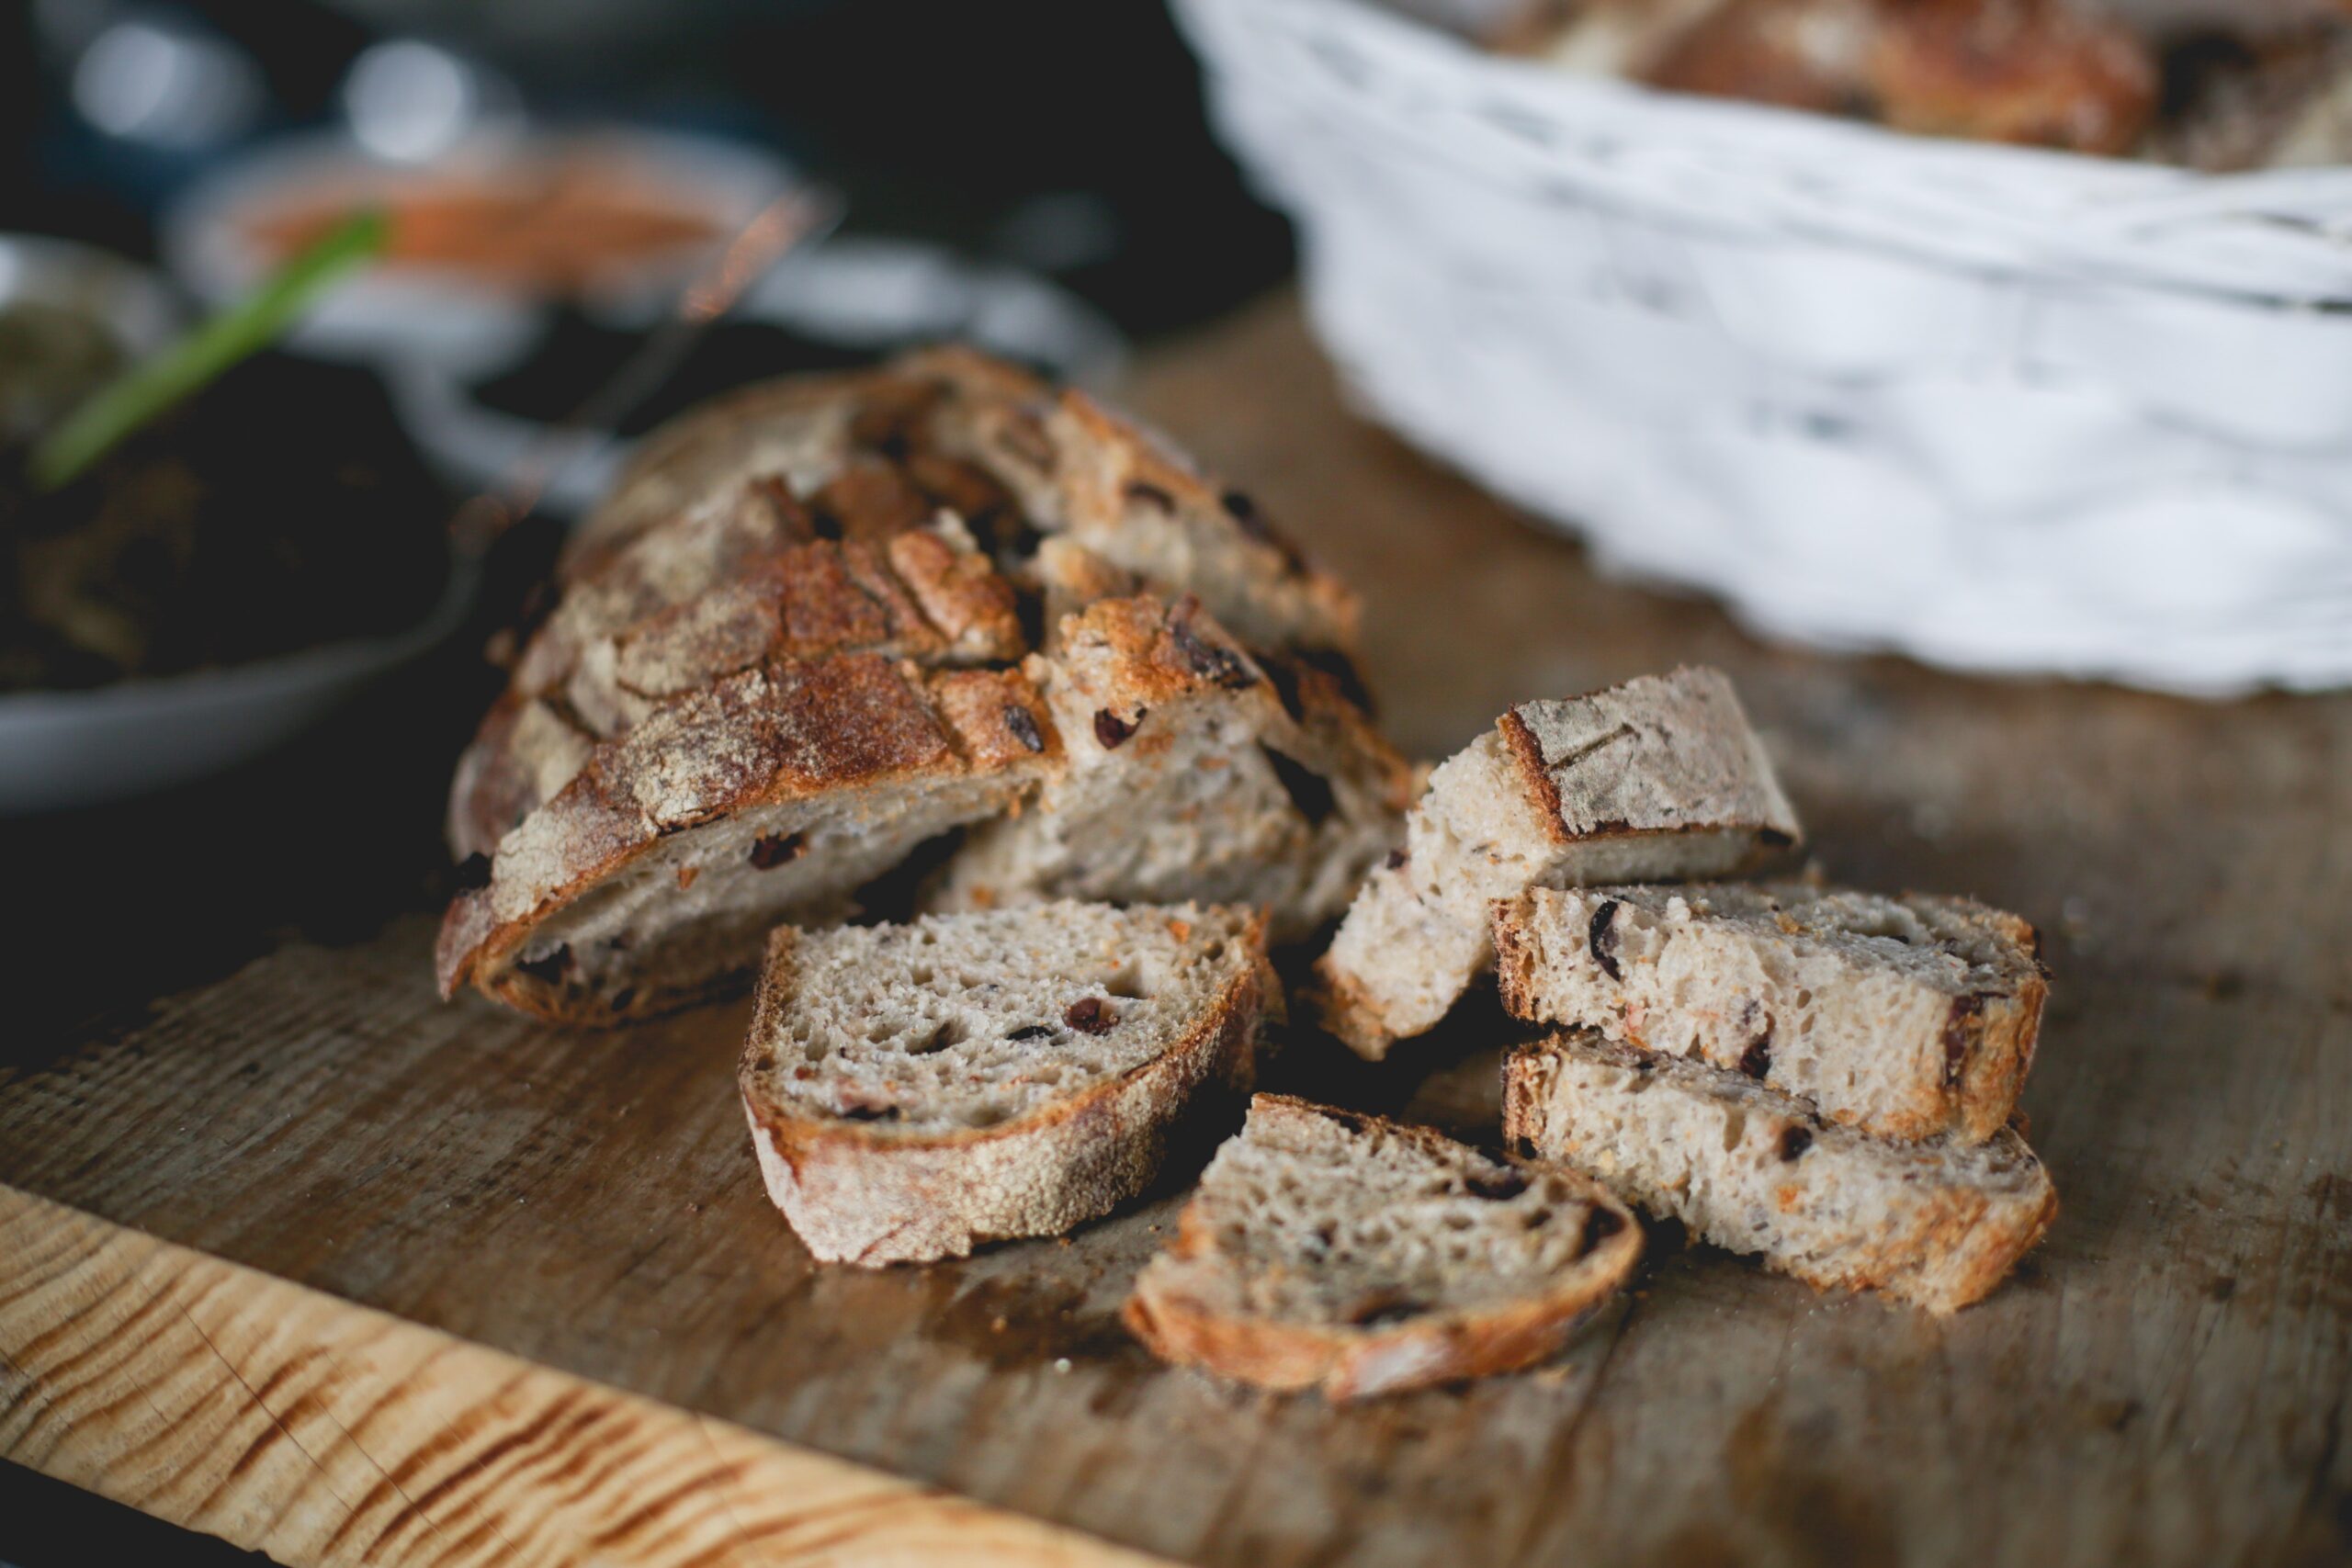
[1123,1095,1643,1400]
[441,347,1389,1022]
[1493,884,2048,1144]
[1317,668,1801,1058]
[926,593,1413,943]
[739,901,1272,1266]
[436,658,1057,1024]
[1504,1033,2056,1314]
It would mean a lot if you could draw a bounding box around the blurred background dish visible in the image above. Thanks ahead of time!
[0,548,470,812]
[165,127,797,373]
[0,231,464,810]
[0,235,182,443]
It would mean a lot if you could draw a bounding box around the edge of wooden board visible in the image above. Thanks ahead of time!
[0,1184,1171,1568]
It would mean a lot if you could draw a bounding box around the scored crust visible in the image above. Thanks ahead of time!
[451,483,1026,862]
[436,656,1057,1024]
[738,905,1272,1266]
[437,345,1387,1025]
[1122,1095,1644,1400]
[438,344,1388,1024]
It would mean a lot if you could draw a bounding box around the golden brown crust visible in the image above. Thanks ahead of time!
[567,369,902,571]
[931,667,1061,771]
[1496,705,1571,846]
[1870,0,2155,155]
[452,512,1025,862]
[1048,392,1360,651]
[1643,0,2155,157]
[448,347,1374,865]
[887,526,1023,651]
[436,655,1054,1023]
[440,344,1398,1021]
[1122,1096,1643,1401]
[927,592,1411,941]
[1949,922,2050,1145]
[1306,962,1401,1061]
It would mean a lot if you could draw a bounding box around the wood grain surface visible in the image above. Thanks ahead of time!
[5,297,2350,1567]
[0,1188,1159,1566]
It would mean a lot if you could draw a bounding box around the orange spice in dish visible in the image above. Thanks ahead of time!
[243,159,727,295]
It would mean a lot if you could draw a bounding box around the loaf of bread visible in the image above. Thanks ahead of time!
[1124,1094,1642,1398]
[1504,1032,2056,1314]
[740,901,1272,1266]
[1318,667,1801,1058]
[1539,0,2158,156]
[1493,883,2047,1142]
[441,349,1380,1023]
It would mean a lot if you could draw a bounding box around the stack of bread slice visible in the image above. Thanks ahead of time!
[1317,671,2058,1314]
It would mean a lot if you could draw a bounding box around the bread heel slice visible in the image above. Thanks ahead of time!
[1494,884,2048,1143]
[1504,1034,2056,1314]
[1317,667,1802,1058]
[436,660,1057,1025]
[739,901,1272,1266]
[1123,1094,1643,1400]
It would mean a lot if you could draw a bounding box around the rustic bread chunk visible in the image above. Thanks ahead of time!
[1552,0,2156,157]
[573,344,1356,656]
[450,492,1023,860]
[1494,884,2048,1144]
[450,346,1365,863]
[1033,389,1358,658]
[1504,1034,2056,1314]
[740,902,1272,1266]
[441,347,1387,1020]
[1317,668,1801,1058]
[1123,1095,1642,1400]
[925,594,1413,943]
[436,657,1057,1025]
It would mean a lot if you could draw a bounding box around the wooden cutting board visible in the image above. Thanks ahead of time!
[4,298,2348,1568]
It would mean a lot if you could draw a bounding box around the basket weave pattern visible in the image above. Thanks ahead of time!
[1175,0,2352,693]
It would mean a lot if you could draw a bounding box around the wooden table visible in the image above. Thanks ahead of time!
[5,298,2348,1568]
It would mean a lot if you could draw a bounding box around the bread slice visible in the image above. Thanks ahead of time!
[739,901,1272,1266]
[1123,1095,1642,1400]
[1493,884,2048,1144]
[925,593,1413,944]
[1504,1034,2056,1314]
[436,657,1057,1024]
[1317,668,1801,1058]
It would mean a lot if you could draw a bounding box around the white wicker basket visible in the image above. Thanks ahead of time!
[1173,0,2352,694]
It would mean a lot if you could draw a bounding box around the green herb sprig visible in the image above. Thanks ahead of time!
[30,209,390,491]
